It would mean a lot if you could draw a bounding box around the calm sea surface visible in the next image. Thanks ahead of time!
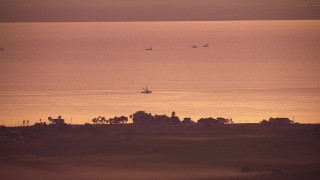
[0,21,319,126]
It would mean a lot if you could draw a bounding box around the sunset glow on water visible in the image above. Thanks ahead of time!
[0,20,320,126]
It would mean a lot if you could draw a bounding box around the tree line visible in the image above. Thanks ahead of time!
[31,111,294,126]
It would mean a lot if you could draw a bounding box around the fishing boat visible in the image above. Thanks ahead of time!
[141,86,152,94]
[203,44,209,47]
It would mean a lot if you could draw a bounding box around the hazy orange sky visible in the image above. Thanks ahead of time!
[1,0,320,22]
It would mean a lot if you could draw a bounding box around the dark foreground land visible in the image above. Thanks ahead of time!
[0,124,319,180]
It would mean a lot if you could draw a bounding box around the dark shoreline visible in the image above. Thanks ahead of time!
[1,123,319,179]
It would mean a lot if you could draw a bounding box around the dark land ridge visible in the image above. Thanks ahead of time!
[0,111,319,179]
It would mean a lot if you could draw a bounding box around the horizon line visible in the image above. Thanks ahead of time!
[1,19,320,23]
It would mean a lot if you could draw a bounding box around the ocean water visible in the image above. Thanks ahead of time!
[0,20,319,126]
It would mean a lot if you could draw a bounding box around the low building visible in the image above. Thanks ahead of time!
[260,117,294,125]
[48,116,65,125]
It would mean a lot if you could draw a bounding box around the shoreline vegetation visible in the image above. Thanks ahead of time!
[8,111,305,128]
[0,111,319,179]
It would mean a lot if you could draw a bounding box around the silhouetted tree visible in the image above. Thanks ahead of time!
[120,116,128,124]
[132,111,182,125]
[198,117,232,126]
[198,117,221,126]
[109,116,128,124]
[101,117,108,124]
[154,114,170,124]
[91,116,108,124]
[168,116,181,124]
[109,117,114,124]
[167,111,180,124]
[260,119,268,125]
[92,118,98,124]
[182,117,194,125]
[269,117,293,124]
[132,111,155,125]
[216,117,232,124]
[260,117,293,125]
[98,116,103,124]
[48,117,53,123]
[22,120,25,126]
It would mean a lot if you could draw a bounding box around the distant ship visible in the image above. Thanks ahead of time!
[0,48,4,51]
[191,45,198,48]
[145,47,152,51]
[141,86,152,94]
[203,44,209,47]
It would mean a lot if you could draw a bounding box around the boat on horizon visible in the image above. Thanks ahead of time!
[141,86,152,94]
[203,44,209,47]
